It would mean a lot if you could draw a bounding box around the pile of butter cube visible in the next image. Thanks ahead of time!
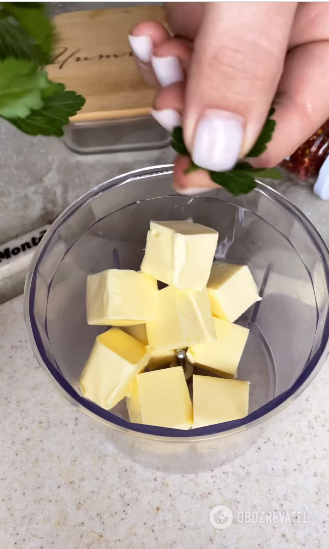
[80,221,261,429]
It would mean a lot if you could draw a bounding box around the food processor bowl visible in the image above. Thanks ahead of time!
[24,166,329,473]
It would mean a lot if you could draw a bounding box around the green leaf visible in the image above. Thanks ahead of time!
[234,162,283,180]
[0,2,53,64]
[0,16,41,62]
[234,161,254,170]
[171,126,189,155]
[210,170,257,196]
[253,167,283,180]
[0,3,86,137]
[209,164,282,195]
[8,3,45,8]
[0,58,49,118]
[41,80,65,98]
[170,111,281,195]
[5,88,86,137]
[247,106,276,157]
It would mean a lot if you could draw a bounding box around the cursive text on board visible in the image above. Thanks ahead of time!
[51,47,133,70]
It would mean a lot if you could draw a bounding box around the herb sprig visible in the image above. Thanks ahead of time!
[0,2,85,137]
[171,108,282,196]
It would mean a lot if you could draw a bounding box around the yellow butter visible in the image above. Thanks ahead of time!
[193,375,250,427]
[141,220,218,290]
[126,378,142,423]
[207,263,261,322]
[126,367,192,429]
[168,360,194,381]
[86,269,158,326]
[146,285,216,350]
[187,317,249,378]
[122,325,176,369]
[79,328,149,410]
[146,347,177,370]
[122,324,148,345]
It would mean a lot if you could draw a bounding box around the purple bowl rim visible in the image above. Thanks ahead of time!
[24,165,329,439]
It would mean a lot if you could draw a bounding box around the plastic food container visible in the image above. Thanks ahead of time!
[24,166,329,473]
[62,116,170,155]
[47,6,170,154]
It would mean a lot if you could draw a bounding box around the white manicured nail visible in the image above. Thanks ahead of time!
[128,34,152,63]
[174,186,212,196]
[152,56,184,87]
[192,110,244,171]
[151,108,182,132]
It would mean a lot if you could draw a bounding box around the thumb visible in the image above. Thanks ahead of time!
[184,2,296,171]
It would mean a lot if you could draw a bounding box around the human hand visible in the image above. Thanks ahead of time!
[129,2,329,193]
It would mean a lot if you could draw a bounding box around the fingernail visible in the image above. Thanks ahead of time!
[192,110,244,171]
[173,185,212,196]
[128,34,152,63]
[151,108,182,132]
[152,56,184,87]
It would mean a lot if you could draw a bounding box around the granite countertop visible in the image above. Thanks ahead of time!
[0,295,328,548]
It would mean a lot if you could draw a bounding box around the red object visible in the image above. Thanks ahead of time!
[281,120,329,183]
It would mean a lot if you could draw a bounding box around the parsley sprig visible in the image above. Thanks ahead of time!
[0,2,85,137]
[171,108,282,196]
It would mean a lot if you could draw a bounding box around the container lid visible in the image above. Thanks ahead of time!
[47,6,166,123]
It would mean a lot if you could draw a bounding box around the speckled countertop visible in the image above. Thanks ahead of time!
[0,295,328,548]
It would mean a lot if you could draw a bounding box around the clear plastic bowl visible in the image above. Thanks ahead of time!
[24,165,329,473]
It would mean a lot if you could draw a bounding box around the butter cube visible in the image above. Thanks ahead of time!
[146,348,177,370]
[87,269,158,326]
[207,263,261,322]
[141,220,218,290]
[122,324,176,369]
[80,328,149,410]
[126,367,192,429]
[146,286,216,350]
[193,375,249,427]
[122,324,148,345]
[187,317,249,378]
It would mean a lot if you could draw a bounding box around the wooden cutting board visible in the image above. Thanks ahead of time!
[47,6,166,123]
